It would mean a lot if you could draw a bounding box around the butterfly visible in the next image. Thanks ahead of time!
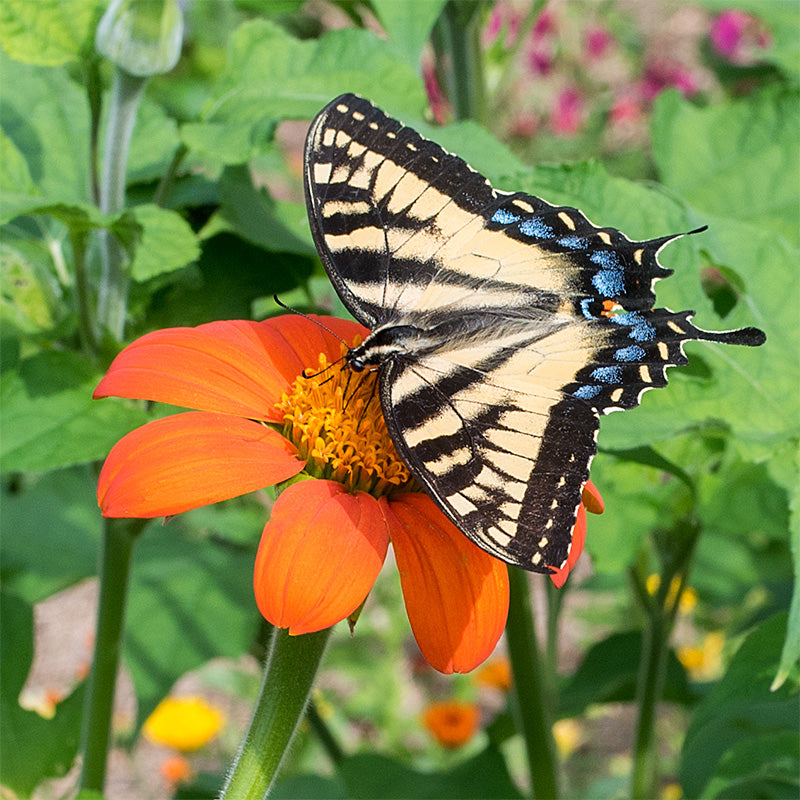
[303,93,766,574]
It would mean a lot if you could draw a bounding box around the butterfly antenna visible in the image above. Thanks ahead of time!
[355,377,380,434]
[272,295,349,346]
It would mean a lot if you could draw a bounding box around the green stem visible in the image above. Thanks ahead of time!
[307,698,344,766]
[152,142,188,207]
[79,517,146,791]
[86,55,103,207]
[432,1,487,123]
[630,600,668,799]
[71,230,97,355]
[506,568,559,799]
[630,519,700,798]
[97,67,147,340]
[221,627,331,800]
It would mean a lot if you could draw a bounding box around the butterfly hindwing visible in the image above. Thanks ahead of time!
[304,93,766,574]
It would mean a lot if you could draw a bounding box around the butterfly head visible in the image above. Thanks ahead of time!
[347,324,429,372]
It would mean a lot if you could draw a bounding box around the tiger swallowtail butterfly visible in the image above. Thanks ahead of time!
[303,93,765,574]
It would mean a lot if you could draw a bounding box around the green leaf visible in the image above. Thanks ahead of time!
[0,127,38,194]
[0,50,90,200]
[1,467,101,603]
[559,631,696,718]
[337,749,523,799]
[0,350,150,472]
[371,0,447,67]
[181,20,425,164]
[123,517,260,723]
[0,592,85,795]
[0,0,101,66]
[702,731,800,800]
[213,165,316,256]
[680,614,800,799]
[652,87,800,246]
[129,203,199,281]
[0,240,59,334]
[124,97,182,184]
[774,449,800,690]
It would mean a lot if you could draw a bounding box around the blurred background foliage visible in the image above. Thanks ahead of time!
[0,1,797,798]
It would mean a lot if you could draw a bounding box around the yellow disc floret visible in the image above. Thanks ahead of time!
[277,343,417,496]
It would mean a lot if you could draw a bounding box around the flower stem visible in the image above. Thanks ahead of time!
[506,568,559,799]
[432,1,487,124]
[79,517,146,792]
[221,627,331,800]
[97,67,146,340]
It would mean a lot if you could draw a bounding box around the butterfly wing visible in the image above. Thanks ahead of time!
[304,94,765,572]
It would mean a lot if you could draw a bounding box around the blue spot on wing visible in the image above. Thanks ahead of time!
[558,236,586,249]
[615,344,647,361]
[590,250,622,269]
[610,311,656,342]
[492,208,520,225]
[573,384,601,399]
[519,217,554,239]
[592,269,625,297]
[591,366,623,383]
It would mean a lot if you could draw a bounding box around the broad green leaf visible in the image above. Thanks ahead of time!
[0,128,38,194]
[0,50,90,200]
[680,614,799,799]
[559,631,696,719]
[338,749,523,799]
[696,0,800,82]
[652,87,800,246]
[1,467,101,603]
[774,448,800,690]
[371,0,447,67]
[123,516,260,723]
[0,350,150,472]
[124,97,182,184]
[702,731,800,800]
[0,0,101,66]
[181,20,425,164]
[0,241,58,334]
[129,203,199,281]
[213,165,316,256]
[142,234,313,329]
[0,592,85,795]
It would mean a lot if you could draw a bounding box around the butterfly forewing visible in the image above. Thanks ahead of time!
[303,93,766,574]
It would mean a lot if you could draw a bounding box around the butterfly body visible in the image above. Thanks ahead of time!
[304,93,765,573]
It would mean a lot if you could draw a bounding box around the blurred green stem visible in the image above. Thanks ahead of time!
[432,1,487,123]
[506,568,559,799]
[307,698,344,766]
[71,230,96,355]
[631,519,700,798]
[79,517,146,792]
[221,627,331,800]
[97,67,146,340]
[152,142,188,207]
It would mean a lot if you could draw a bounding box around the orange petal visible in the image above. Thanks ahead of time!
[97,412,302,517]
[94,316,367,423]
[385,493,509,674]
[582,479,604,515]
[549,502,587,589]
[253,480,389,635]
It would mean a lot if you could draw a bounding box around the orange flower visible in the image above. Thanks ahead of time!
[95,316,599,672]
[422,700,481,748]
[474,656,512,692]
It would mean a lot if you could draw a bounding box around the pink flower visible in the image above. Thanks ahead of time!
[710,10,772,64]
[640,62,698,103]
[609,95,642,126]
[550,87,585,136]
[584,26,614,60]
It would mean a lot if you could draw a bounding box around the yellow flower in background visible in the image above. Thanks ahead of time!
[660,781,683,799]
[646,574,697,614]
[474,657,512,692]
[143,695,225,752]
[553,718,585,759]
[422,700,480,748]
[677,631,725,681]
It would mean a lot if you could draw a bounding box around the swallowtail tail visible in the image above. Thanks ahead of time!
[303,93,765,574]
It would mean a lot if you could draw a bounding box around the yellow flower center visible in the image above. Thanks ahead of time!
[277,342,417,496]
